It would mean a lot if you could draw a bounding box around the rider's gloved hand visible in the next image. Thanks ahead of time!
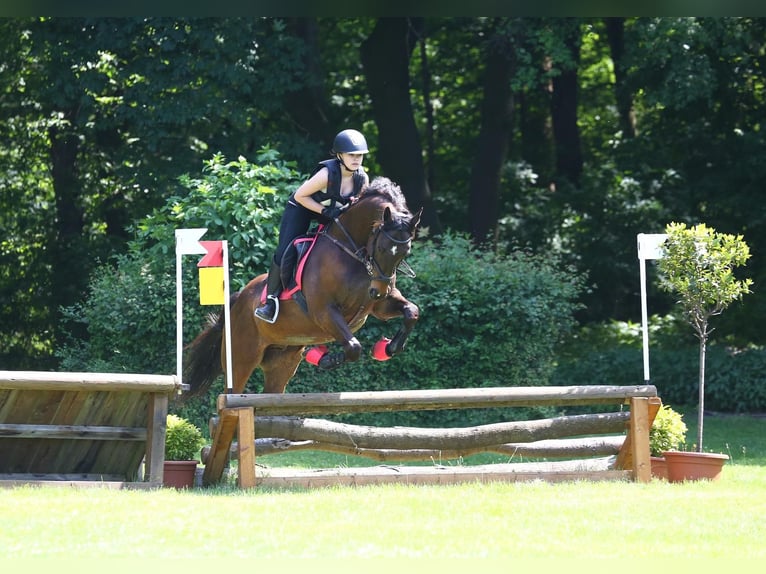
[321,205,343,221]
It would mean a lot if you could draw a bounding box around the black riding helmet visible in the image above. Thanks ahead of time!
[331,129,369,155]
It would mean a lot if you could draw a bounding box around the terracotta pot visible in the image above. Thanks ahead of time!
[650,456,668,480]
[663,451,729,483]
[163,460,199,489]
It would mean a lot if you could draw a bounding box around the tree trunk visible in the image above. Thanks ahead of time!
[697,329,707,452]
[49,112,87,343]
[284,18,334,146]
[360,17,442,235]
[468,27,515,245]
[604,17,637,138]
[550,21,583,188]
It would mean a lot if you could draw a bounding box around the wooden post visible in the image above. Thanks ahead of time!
[236,408,256,488]
[202,408,239,486]
[629,397,651,482]
[144,392,169,485]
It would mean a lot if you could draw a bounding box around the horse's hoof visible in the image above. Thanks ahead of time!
[318,351,345,370]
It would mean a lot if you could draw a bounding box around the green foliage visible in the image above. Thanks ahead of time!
[658,222,753,340]
[650,404,687,456]
[134,150,303,288]
[56,152,304,375]
[552,318,766,414]
[56,254,178,374]
[164,414,205,461]
[281,232,585,428]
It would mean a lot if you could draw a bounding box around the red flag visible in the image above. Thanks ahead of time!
[197,241,224,267]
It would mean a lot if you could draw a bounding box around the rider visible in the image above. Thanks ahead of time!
[254,128,371,323]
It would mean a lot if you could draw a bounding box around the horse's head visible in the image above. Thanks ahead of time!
[335,177,422,300]
[366,204,422,299]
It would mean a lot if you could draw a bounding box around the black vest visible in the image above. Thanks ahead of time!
[292,159,366,208]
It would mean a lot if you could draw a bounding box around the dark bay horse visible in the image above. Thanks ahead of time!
[184,176,422,396]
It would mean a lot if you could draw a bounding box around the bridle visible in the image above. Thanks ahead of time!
[321,215,416,285]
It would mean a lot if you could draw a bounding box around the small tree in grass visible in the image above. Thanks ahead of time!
[657,222,752,452]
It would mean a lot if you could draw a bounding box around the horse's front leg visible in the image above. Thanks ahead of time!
[311,305,363,370]
[371,287,419,359]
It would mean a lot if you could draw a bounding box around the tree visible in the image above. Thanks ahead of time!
[549,18,584,190]
[603,17,636,139]
[360,17,442,235]
[467,19,515,245]
[657,222,752,451]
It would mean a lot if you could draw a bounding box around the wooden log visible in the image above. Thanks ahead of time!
[222,385,657,414]
[0,370,178,393]
[227,435,626,461]
[255,458,627,489]
[0,423,147,440]
[252,412,629,451]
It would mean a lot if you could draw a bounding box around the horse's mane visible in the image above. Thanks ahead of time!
[357,176,410,215]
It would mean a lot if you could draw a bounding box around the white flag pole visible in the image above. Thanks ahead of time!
[639,255,651,384]
[637,233,667,385]
[175,228,208,391]
[222,241,234,392]
[176,246,184,389]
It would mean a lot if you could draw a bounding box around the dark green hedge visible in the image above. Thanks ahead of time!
[551,344,766,413]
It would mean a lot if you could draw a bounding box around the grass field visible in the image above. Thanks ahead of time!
[0,411,764,570]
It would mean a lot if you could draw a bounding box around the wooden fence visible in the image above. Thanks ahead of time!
[202,385,661,489]
[0,371,179,488]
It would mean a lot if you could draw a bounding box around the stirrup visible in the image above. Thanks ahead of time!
[255,295,280,324]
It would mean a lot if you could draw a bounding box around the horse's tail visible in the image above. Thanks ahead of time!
[182,295,235,397]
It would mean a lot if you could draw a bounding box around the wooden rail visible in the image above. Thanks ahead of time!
[219,385,658,414]
[0,370,179,488]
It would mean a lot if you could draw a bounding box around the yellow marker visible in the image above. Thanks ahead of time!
[199,266,225,305]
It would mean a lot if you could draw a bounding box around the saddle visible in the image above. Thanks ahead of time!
[260,226,324,313]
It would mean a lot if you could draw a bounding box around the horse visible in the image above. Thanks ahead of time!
[183,176,423,396]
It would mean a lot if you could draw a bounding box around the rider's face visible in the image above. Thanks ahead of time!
[339,152,365,170]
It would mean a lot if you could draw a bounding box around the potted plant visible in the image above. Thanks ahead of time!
[163,414,205,489]
[657,222,751,481]
[649,404,687,479]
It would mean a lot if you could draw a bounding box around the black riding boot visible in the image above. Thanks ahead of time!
[255,260,283,323]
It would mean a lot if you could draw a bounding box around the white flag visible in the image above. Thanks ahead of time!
[637,233,667,261]
[175,228,208,255]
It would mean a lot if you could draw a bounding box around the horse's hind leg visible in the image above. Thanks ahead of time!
[260,346,305,393]
[221,329,262,394]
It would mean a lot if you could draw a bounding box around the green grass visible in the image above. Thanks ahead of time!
[1,467,765,561]
[0,413,764,564]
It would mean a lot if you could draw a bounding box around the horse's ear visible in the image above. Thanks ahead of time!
[410,207,423,231]
[383,206,393,224]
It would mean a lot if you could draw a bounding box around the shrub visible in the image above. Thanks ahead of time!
[56,150,304,375]
[286,232,586,427]
[164,414,205,461]
[552,317,766,414]
[650,404,687,456]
